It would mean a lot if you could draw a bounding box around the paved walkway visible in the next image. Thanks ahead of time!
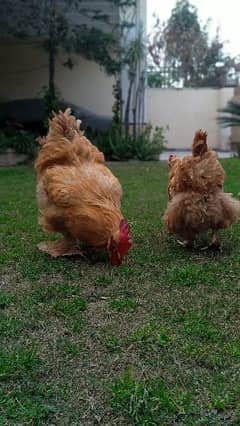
[160,150,235,160]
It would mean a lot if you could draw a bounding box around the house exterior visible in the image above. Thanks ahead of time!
[0,0,236,150]
[0,0,147,127]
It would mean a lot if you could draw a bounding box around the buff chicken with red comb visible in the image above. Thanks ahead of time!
[35,109,132,266]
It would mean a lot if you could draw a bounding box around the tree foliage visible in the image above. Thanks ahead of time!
[148,0,236,88]
[0,0,121,74]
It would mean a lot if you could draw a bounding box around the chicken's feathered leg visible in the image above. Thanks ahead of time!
[37,238,85,258]
[208,231,222,251]
[210,231,220,247]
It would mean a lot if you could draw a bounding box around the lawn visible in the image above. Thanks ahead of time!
[0,159,240,425]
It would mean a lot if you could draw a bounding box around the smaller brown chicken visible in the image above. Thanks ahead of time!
[164,130,240,249]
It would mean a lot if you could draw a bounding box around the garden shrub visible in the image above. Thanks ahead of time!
[0,131,38,159]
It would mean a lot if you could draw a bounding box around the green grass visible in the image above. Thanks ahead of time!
[111,372,193,424]
[0,160,240,424]
[109,297,138,311]
[0,348,39,379]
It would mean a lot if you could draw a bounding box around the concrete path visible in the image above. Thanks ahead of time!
[160,150,235,161]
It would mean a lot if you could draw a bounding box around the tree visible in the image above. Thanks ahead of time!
[164,0,206,86]
[123,30,146,139]
[148,0,234,88]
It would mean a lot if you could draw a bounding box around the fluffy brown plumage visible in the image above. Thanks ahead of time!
[164,130,240,248]
[35,108,132,265]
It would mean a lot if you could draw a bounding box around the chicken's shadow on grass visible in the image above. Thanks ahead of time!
[20,246,111,282]
[38,245,109,265]
[81,246,109,265]
[177,242,236,258]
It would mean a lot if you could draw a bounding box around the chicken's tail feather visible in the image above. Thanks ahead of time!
[36,136,47,146]
[218,192,240,227]
[48,108,83,142]
[192,129,208,157]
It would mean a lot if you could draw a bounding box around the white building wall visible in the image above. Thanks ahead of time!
[0,42,114,117]
[146,87,234,150]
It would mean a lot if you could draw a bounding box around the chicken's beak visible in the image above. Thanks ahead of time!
[110,249,122,266]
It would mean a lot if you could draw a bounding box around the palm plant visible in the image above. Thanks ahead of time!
[218,101,240,127]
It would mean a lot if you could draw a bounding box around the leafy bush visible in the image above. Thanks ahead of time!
[0,121,167,162]
[40,85,61,129]
[0,131,38,158]
[87,128,113,159]
[88,123,167,161]
[87,126,133,161]
[134,123,167,161]
[108,126,134,161]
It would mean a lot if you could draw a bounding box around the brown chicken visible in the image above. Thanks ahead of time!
[164,130,240,249]
[35,108,132,266]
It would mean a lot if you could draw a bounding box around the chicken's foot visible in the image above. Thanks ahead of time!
[177,239,193,248]
[200,231,221,252]
[37,238,85,258]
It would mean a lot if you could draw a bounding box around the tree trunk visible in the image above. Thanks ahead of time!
[132,107,136,141]
[48,0,56,111]
[48,43,55,102]
[124,77,134,136]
